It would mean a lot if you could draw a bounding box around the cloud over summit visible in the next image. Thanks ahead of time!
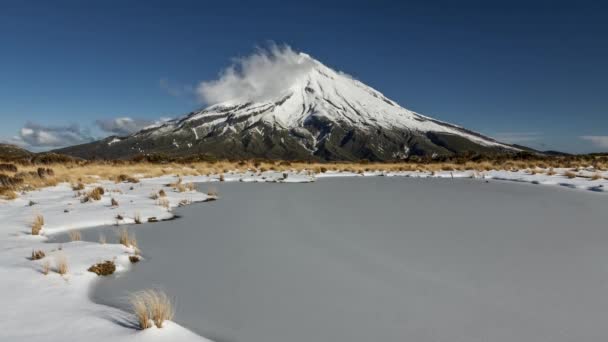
[197,44,316,104]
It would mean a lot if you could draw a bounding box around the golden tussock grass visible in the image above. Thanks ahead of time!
[31,214,44,235]
[42,260,50,275]
[157,198,170,209]
[55,253,69,275]
[118,227,138,250]
[564,170,577,179]
[68,230,81,242]
[31,249,45,260]
[88,260,116,276]
[1,155,606,197]
[591,173,603,181]
[129,289,174,329]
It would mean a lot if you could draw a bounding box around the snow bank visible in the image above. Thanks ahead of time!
[0,167,604,341]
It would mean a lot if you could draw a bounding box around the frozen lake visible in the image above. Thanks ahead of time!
[79,177,608,342]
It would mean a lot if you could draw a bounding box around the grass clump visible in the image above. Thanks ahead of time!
[42,260,50,275]
[68,230,81,242]
[134,212,142,224]
[157,198,170,209]
[72,182,84,191]
[129,289,174,329]
[31,214,44,235]
[564,170,577,179]
[111,198,119,207]
[81,186,105,202]
[591,172,603,180]
[55,253,69,275]
[88,260,116,276]
[118,227,138,249]
[31,249,45,260]
[158,189,166,197]
[129,255,140,263]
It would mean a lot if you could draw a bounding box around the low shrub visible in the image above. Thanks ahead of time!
[129,255,140,263]
[88,260,116,276]
[0,163,18,172]
[111,198,119,207]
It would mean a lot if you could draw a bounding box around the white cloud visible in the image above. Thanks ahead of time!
[492,132,543,144]
[197,44,316,104]
[95,117,155,136]
[10,122,94,149]
[580,135,608,149]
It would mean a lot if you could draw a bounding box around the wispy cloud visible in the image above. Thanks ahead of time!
[492,132,543,144]
[7,122,94,149]
[95,117,155,136]
[197,44,316,104]
[580,135,608,149]
[159,78,194,97]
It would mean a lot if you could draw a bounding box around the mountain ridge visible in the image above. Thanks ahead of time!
[56,52,519,161]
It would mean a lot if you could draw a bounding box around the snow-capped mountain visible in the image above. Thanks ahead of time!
[57,52,517,160]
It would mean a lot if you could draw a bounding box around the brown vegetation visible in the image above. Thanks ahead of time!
[55,254,69,275]
[0,153,605,199]
[31,249,45,260]
[129,289,174,329]
[88,260,116,276]
[31,214,44,235]
[129,255,140,263]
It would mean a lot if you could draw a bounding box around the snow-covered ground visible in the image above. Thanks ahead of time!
[0,168,606,341]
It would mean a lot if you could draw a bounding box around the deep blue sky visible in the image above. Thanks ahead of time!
[1,0,607,152]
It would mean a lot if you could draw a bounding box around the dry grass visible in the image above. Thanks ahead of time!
[0,188,18,200]
[72,182,84,191]
[134,212,142,224]
[591,172,603,180]
[88,260,116,276]
[31,214,44,235]
[68,230,81,242]
[158,189,166,197]
[111,198,119,207]
[129,291,153,330]
[118,227,138,249]
[546,168,556,176]
[564,170,577,179]
[31,249,45,260]
[157,198,170,209]
[42,260,50,275]
[1,156,606,196]
[55,253,69,275]
[129,289,174,329]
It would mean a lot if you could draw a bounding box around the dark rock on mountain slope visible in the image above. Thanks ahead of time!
[56,53,518,161]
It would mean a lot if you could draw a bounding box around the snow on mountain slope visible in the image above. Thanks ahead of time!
[56,47,518,161]
[179,52,509,149]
